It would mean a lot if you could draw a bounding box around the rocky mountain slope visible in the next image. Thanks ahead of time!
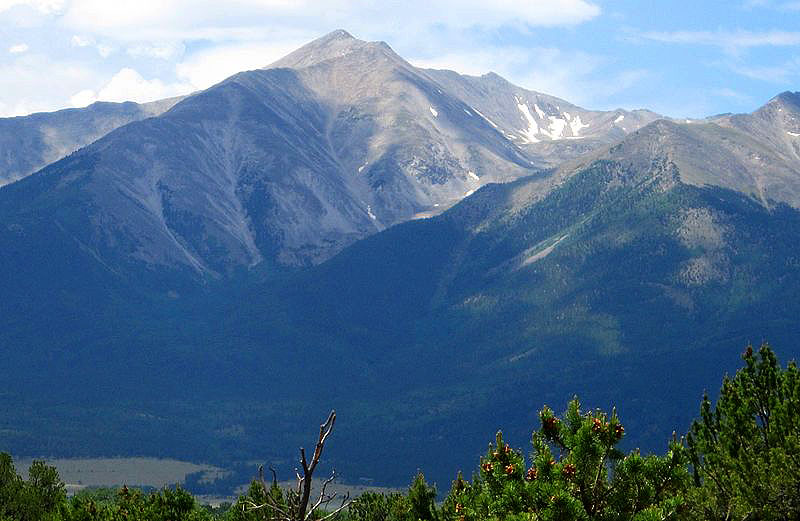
[0,30,662,272]
[425,69,661,167]
[0,97,181,186]
[218,118,800,481]
[2,30,800,488]
[559,91,800,208]
[6,118,800,484]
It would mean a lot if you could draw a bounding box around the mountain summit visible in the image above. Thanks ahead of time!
[267,29,398,69]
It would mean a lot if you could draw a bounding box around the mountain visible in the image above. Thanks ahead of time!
[0,30,658,271]
[0,97,182,187]
[219,101,800,480]
[424,69,661,167]
[0,30,535,275]
[561,91,800,207]
[2,30,800,489]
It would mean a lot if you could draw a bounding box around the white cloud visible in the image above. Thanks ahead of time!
[0,54,99,116]
[69,88,96,108]
[357,0,601,30]
[175,41,303,90]
[1,0,604,116]
[75,67,192,105]
[96,43,113,58]
[642,29,800,53]
[55,0,599,41]
[412,46,647,109]
[741,0,800,10]
[0,0,64,14]
[70,35,93,47]
[715,87,752,102]
[8,43,29,53]
[69,35,114,57]
[127,42,184,60]
[727,57,800,83]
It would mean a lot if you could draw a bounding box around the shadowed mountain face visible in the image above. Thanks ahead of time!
[5,139,800,486]
[2,30,800,488]
[0,97,182,187]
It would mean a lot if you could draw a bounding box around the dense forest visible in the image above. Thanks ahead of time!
[2,344,798,521]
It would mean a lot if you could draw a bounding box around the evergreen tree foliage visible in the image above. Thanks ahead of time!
[344,491,410,521]
[686,343,800,521]
[406,473,438,521]
[442,399,689,521]
[63,485,210,521]
[228,479,288,521]
[0,453,65,521]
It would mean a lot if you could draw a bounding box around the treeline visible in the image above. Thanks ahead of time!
[2,344,798,521]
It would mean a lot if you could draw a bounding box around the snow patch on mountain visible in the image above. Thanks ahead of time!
[544,115,567,139]
[569,114,589,136]
[473,108,498,129]
[516,100,541,143]
[522,234,569,266]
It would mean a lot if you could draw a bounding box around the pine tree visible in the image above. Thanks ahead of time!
[441,399,689,521]
[686,343,800,521]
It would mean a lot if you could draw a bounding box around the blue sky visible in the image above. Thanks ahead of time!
[1,0,799,118]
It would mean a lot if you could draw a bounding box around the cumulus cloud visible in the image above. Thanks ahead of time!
[175,41,304,90]
[70,67,192,107]
[69,88,96,108]
[8,43,29,53]
[0,53,98,116]
[68,35,114,57]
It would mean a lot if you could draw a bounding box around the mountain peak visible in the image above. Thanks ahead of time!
[266,29,400,70]
[318,29,356,43]
[764,91,800,111]
[751,90,800,125]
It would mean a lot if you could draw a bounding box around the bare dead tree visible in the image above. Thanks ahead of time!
[246,410,350,521]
